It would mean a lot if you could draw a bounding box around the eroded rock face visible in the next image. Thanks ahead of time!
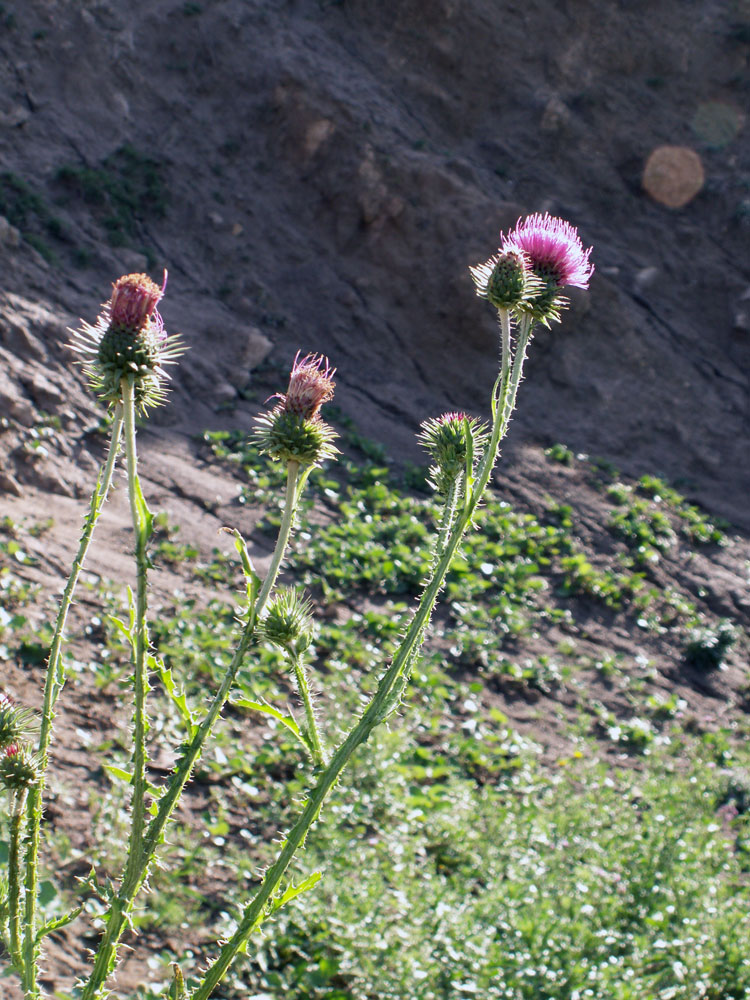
[0,0,747,524]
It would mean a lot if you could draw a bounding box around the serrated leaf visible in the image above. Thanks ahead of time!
[271,871,322,913]
[149,653,197,733]
[132,474,153,542]
[36,904,83,942]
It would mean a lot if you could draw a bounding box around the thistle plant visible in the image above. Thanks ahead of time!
[1,215,593,998]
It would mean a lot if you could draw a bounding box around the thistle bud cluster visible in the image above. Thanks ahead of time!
[471,213,594,327]
[0,693,39,793]
[262,588,314,656]
[255,353,338,467]
[418,412,488,494]
[69,271,183,412]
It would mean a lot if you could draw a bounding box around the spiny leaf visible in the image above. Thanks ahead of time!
[36,904,83,943]
[270,871,322,913]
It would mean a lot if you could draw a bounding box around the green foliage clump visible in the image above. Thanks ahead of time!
[685,619,738,671]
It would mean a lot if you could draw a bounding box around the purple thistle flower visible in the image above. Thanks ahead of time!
[109,272,164,332]
[276,352,336,420]
[501,213,594,290]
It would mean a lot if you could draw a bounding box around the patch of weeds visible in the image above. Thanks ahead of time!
[608,497,675,564]
[636,474,727,545]
[56,143,167,262]
[0,171,66,261]
[684,619,738,671]
[559,551,644,608]
[544,442,574,465]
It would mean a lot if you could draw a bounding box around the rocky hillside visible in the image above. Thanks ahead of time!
[0,0,748,523]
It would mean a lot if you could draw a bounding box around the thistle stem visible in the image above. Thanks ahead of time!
[80,461,305,1000]
[21,404,124,998]
[8,790,28,972]
[190,333,535,999]
[292,654,325,766]
[121,375,151,889]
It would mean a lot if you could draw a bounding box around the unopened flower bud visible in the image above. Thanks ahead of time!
[418,412,488,493]
[470,251,544,311]
[262,588,314,654]
[0,693,36,750]
[0,742,40,791]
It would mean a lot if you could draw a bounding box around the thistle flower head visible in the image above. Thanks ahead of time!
[255,352,338,468]
[275,353,336,420]
[500,213,594,325]
[68,270,183,412]
[0,742,40,791]
[262,587,314,654]
[469,250,544,310]
[0,692,37,750]
[110,272,163,331]
[418,411,489,493]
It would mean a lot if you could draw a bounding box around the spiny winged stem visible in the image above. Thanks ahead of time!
[8,789,28,972]
[21,403,124,998]
[80,460,306,1000]
[122,374,152,887]
[188,327,531,1000]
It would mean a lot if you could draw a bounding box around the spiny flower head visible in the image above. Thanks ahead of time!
[0,692,37,750]
[469,249,545,310]
[262,587,314,655]
[68,271,183,412]
[0,742,40,791]
[501,213,594,325]
[110,272,164,332]
[418,412,489,493]
[275,353,336,420]
[255,353,338,468]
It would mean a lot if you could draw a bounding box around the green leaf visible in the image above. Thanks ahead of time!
[36,904,83,943]
[271,871,322,913]
[228,528,261,603]
[132,473,153,542]
[149,653,197,733]
[231,698,302,740]
[103,764,133,785]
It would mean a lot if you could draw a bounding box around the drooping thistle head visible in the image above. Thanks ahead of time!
[262,587,314,656]
[500,213,594,325]
[255,353,338,467]
[0,742,40,792]
[69,271,183,412]
[418,412,489,494]
[0,692,37,750]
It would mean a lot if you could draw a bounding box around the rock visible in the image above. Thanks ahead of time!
[0,215,21,247]
[227,327,273,388]
[0,469,22,496]
[0,372,36,426]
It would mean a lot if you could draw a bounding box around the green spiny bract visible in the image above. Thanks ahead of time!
[418,412,488,494]
[0,743,40,791]
[0,694,36,750]
[262,587,314,655]
[469,250,545,312]
[255,408,338,468]
[95,323,164,407]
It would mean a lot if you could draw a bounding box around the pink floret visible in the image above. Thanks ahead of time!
[501,213,594,289]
